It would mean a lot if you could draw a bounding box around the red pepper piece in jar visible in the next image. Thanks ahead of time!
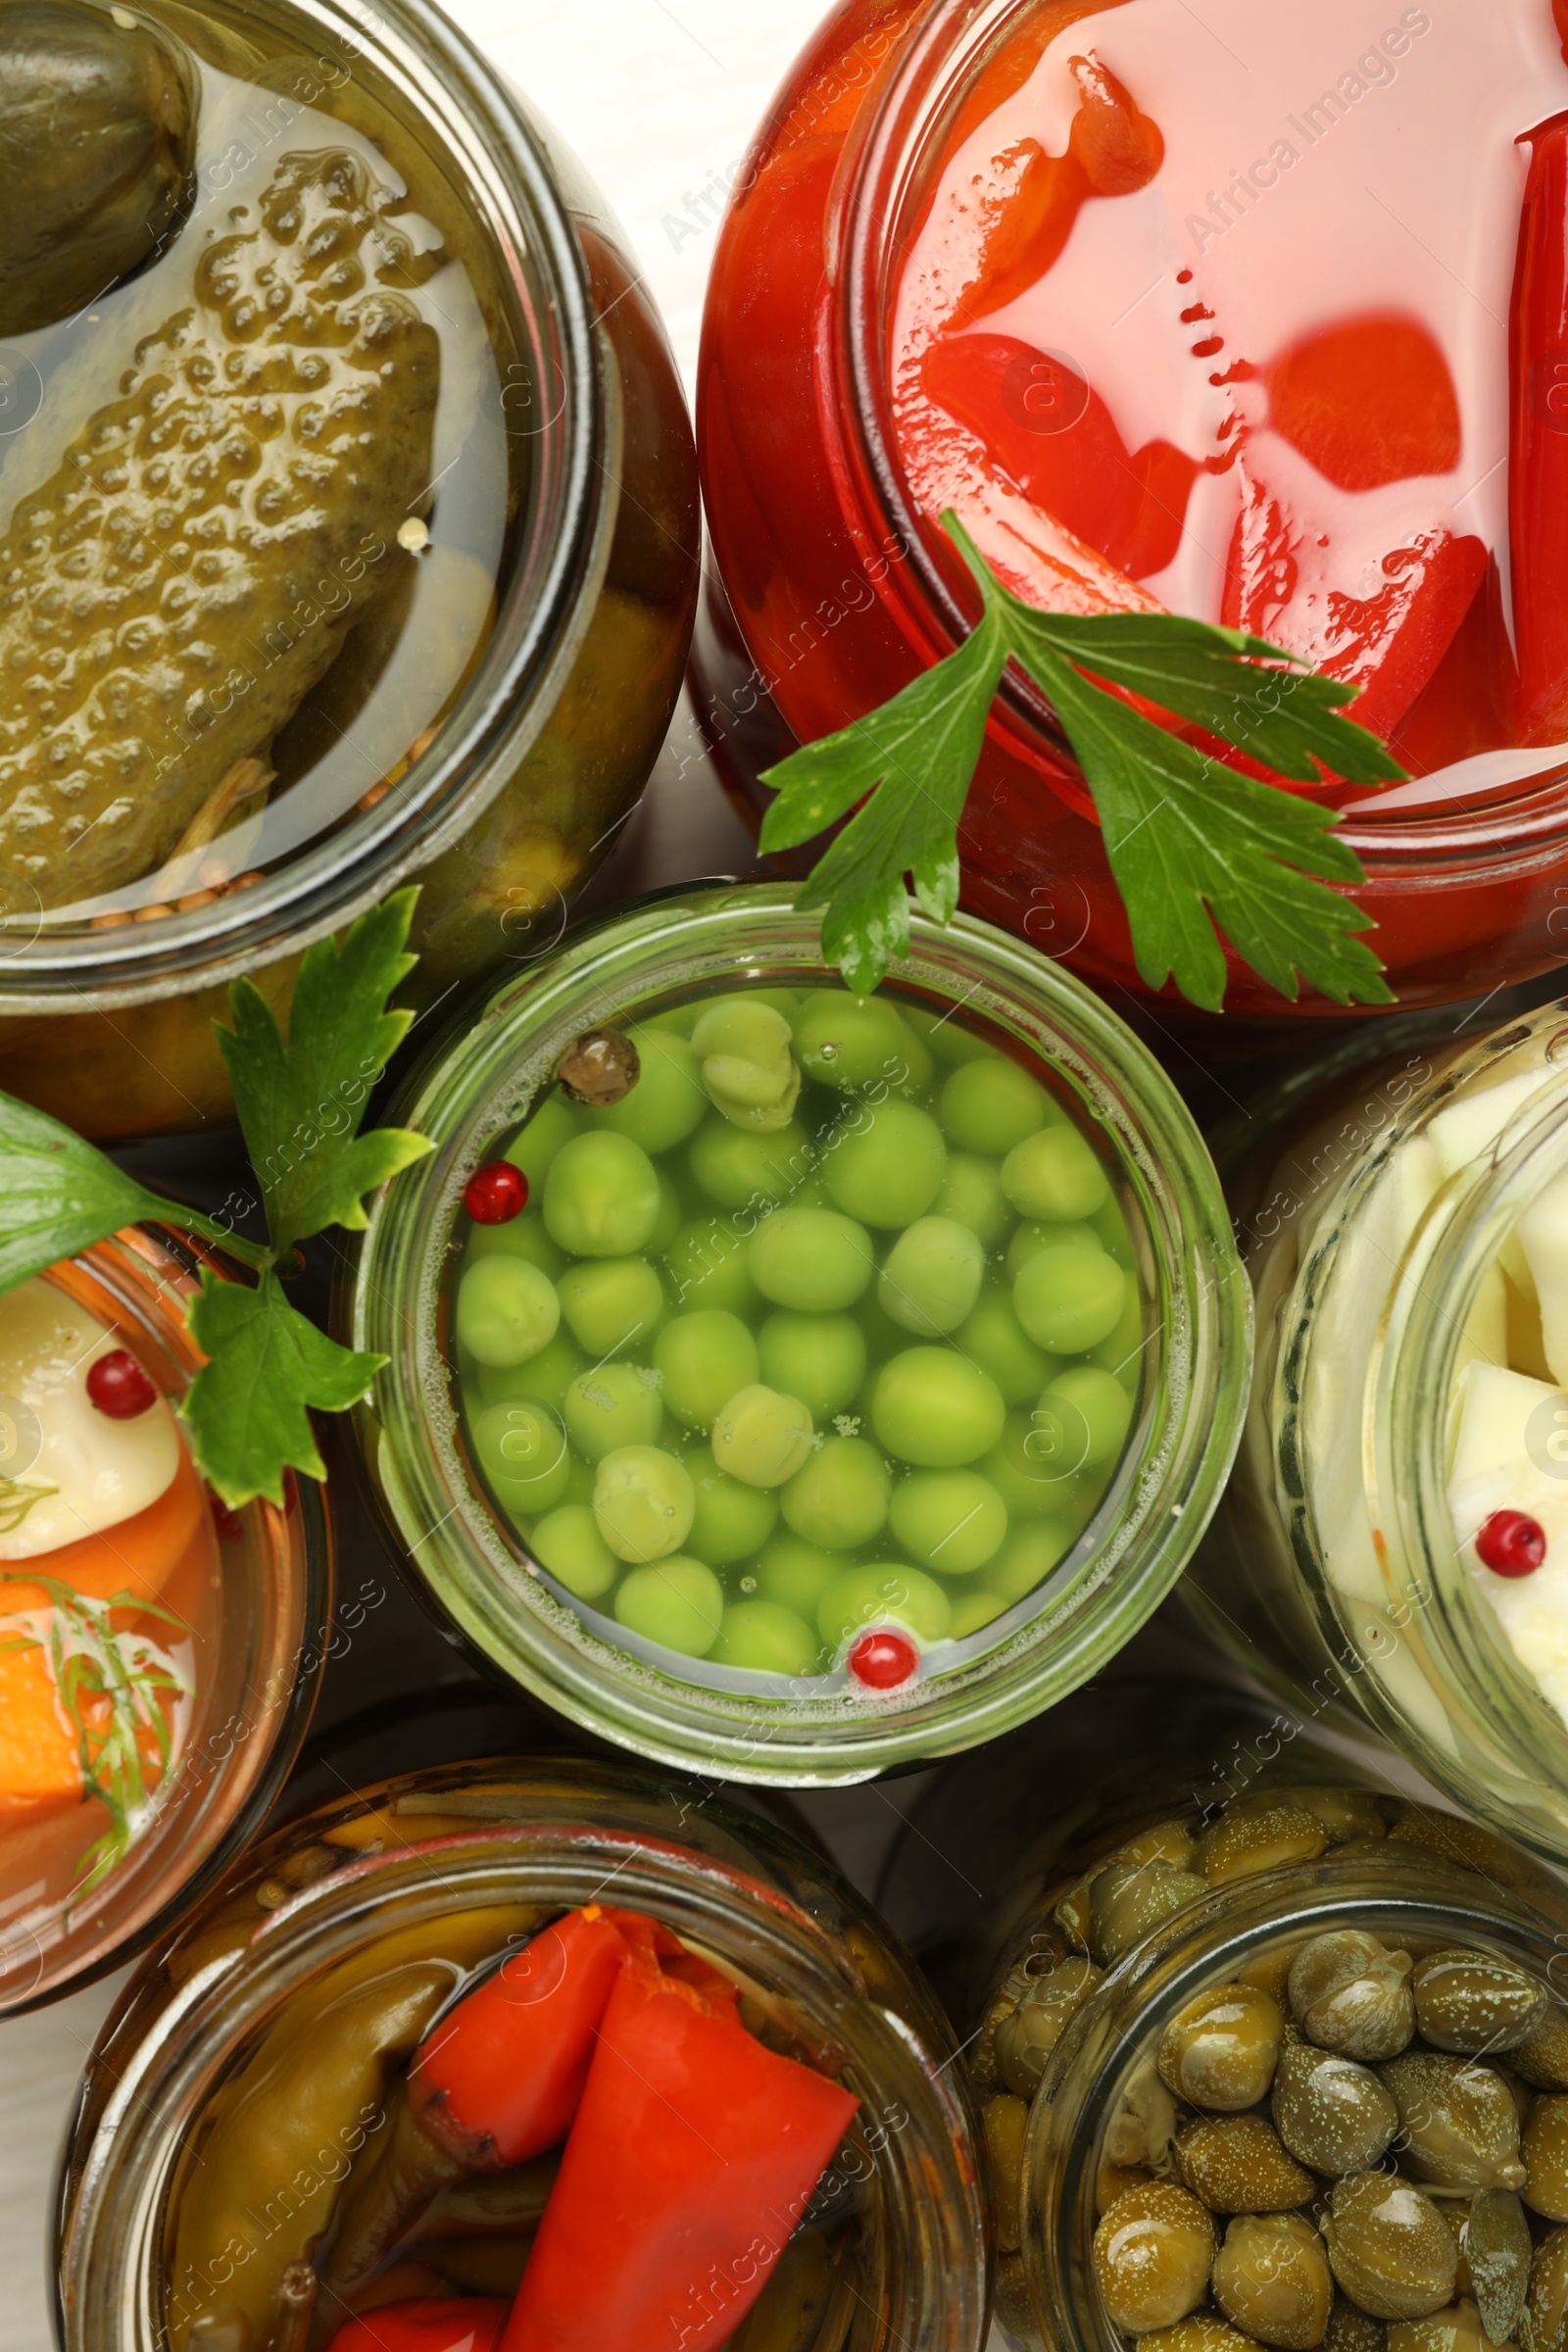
[501,1916,858,2351]
[326,2298,510,2352]
[1266,313,1462,494]
[1509,112,1568,746]
[410,1906,631,2168]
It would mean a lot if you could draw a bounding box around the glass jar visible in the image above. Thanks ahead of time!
[0,0,697,1140]
[339,879,1249,1784]
[54,1753,989,2352]
[878,1673,1568,2352]
[0,1226,328,2014]
[1181,995,1568,1866]
[694,0,1568,1019]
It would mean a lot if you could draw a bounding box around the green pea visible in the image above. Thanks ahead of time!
[564,1363,663,1460]
[817,1561,952,1649]
[530,1503,618,1600]
[781,1436,891,1549]
[556,1257,664,1357]
[684,1455,779,1563]
[649,1172,682,1253]
[957,1292,1054,1405]
[750,1207,872,1311]
[564,1454,597,1507]
[951,1592,1006,1638]
[904,1004,990,1066]
[933,1153,1010,1250]
[465,1210,564,1276]
[939,1056,1050,1154]
[663,1219,759,1316]
[757,1536,840,1616]
[593,1445,696,1562]
[543,1133,662,1257]
[614,1555,724,1656]
[757,1311,866,1420]
[888,1469,1007,1573]
[457,1257,561,1368]
[792,993,909,1092]
[712,1599,819,1676]
[654,1310,760,1431]
[1089,1282,1145,1390]
[1093,1196,1137,1270]
[981,1410,1080,1520]
[644,1004,701,1036]
[1001,1124,1109,1222]
[691,999,801,1131]
[878,1216,985,1337]
[1013,1243,1127,1353]
[871,1348,1005,1466]
[475,1330,584,1413]
[1037,1366,1134,1471]
[583,1025,707,1152]
[987,1519,1074,1603]
[689,1116,813,1210]
[822,1100,946,1229]
[711,1384,814,1488]
[1006,1220,1100,1278]
[471,1398,570,1516]
[505,1094,580,1191]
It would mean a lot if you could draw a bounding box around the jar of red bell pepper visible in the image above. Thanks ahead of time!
[695,0,1568,1017]
[55,1754,989,2352]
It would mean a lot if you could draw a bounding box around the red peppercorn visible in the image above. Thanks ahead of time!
[85,1348,158,1420]
[464,1160,527,1224]
[1476,1509,1547,1577]
[847,1626,919,1690]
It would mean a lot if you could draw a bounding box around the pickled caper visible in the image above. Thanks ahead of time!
[1381,2055,1527,2195]
[1101,2163,1159,2216]
[1141,2321,1261,2352]
[1159,1984,1287,2111]
[1213,2211,1335,2350]
[1528,2227,1568,2352]
[1243,1946,1307,2006]
[1385,2300,1513,2352]
[1524,2093,1568,2222]
[1121,1821,1204,1873]
[0,0,197,336]
[1290,1933,1416,2061]
[1515,2013,1568,2094]
[1273,2041,1399,2176]
[1386,1812,1532,1889]
[1320,2175,1459,2322]
[1092,1861,1211,1964]
[996,1957,1102,2099]
[1104,2058,1181,2173]
[1200,1805,1331,1888]
[984,2091,1029,2256]
[1175,2115,1316,2214]
[1288,1790,1390,1845]
[1412,1953,1548,2057]
[1450,2191,1532,2343]
[1324,2296,1388,2352]
[1094,2179,1217,2333]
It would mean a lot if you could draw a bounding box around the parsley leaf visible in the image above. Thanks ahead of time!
[759,510,1405,1007]
[184,1270,385,1506]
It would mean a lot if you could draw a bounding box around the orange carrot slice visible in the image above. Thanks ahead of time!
[0,1447,203,1612]
[0,1637,81,1816]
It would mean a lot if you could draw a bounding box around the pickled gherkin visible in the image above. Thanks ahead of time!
[0,147,439,906]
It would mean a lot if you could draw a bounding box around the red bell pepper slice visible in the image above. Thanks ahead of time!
[1266,313,1461,493]
[1509,111,1568,746]
[500,1917,858,2350]
[409,1907,631,2168]
[326,2300,509,2352]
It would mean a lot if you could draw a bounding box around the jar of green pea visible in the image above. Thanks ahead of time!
[341,884,1250,1782]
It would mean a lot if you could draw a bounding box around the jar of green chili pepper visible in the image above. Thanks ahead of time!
[338,882,1249,1786]
[55,1753,989,2352]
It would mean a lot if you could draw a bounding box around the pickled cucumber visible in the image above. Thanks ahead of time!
[0,146,439,905]
[0,0,197,336]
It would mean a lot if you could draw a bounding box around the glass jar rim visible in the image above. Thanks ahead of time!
[343,880,1251,1783]
[0,0,609,1015]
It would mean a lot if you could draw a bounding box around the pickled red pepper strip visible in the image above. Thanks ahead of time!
[1509,110,1568,746]
[327,2300,509,2352]
[502,1918,858,2351]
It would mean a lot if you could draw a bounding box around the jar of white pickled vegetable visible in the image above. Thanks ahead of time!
[1185,997,1568,1864]
[338,882,1250,1784]
[55,1754,988,2352]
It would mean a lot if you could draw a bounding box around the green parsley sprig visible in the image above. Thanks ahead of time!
[759,513,1405,1010]
[0,890,433,1506]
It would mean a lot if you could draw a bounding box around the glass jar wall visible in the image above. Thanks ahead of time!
[695,0,1568,1018]
[340,881,1249,1784]
[54,1754,988,2352]
[0,0,698,1139]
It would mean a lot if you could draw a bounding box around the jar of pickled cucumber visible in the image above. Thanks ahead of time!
[0,0,697,1140]
[55,1753,988,2352]
[339,881,1249,1784]
[0,1224,328,2013]
[1181,995,1568,1867]
[878,1673,1568,2352]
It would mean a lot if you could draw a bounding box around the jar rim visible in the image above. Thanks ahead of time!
[0,0,607,1013]
[342,880,1251,1784]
